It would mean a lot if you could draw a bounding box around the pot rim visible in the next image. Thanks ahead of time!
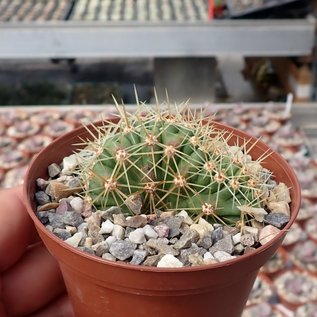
[23,119,301,273]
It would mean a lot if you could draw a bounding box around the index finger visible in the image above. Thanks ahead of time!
[0,185,38,272]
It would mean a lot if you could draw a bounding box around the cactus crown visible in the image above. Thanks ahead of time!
[75,99,273,226]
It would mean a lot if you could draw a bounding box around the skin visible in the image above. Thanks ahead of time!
[0,186,74,317]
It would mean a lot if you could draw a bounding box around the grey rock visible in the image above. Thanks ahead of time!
[169,237,179,245]
[233,243,245,255]
[240,233,256,247]
[53,228,71,240]
[143,224,158,239]
[163,217,183,238]
[209,235,234,255]
[56,199,71,213]
[124,227,135,238]
[264,212,290,229]
[77,222,88,235]
[130,249,148,265]
[36,178,49,190]
[63,211,84,227]
[125,215,147,228]
[100,206,122,220]
[146,239,179,256]
[212,227,223,243]
[143,254,163,266]
[197,234,213,249]
[48,163,61,178]
[174,229,200,250]
[48,213,65,229]
[35,191,51,205]
[109,240,135,261]
[154,224,170,238]
[179,244,205,265]
[213,251,236,262]
[78,247,95,256]
[37,211,49,224]
[102,253,116,261]
[66,177,81,188]
[92,241,109,257]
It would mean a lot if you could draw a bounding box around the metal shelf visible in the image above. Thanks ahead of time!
[0,19,315,59]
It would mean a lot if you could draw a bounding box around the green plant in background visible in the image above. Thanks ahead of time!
[76,95,273,226]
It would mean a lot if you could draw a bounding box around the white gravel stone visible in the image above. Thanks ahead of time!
[129,228,146,244]
[213,251,236,262]
[105,235,117,247]
[70,197,84,212]
[203,251,215,261]
[233,232,241,245]
[157,254,184,268]
[99,219,114,235]
[112,224,125,239]
[143,224,158,239]
[62,154,78,174]
[65,232,83,247]
[102,253,116,261]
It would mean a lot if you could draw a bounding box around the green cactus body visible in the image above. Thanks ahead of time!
[76,103,271,225]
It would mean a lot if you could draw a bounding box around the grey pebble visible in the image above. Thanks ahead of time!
[102,253,116,261]
[37,211,49,224]
[109,240,135,261]
[212,227,223,244]
[63,211,84,227]
[146,239,179,256]
[78,247,95,255]
[48,213,65,229]
[130,249,148,265]
[36,178,49,190]
[163,216,183,238]
[92,241,109,257]
[53,228,72,240]
[264,212,290,229]
[179,244,205,265]
[100,206,122,220]
[240,233,256,247]
[197,234,213,249]
[209,235,234,255]
[174,229,199,250]
[48,163,61,178]
[35,191,51,205]
[143,254,163,266]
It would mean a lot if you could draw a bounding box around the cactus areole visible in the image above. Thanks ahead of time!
[76,103,277,226]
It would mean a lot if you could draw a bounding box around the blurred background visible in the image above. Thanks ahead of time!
[1,1,317,316]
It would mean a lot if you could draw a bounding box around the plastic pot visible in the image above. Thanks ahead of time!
[23,121,301,317]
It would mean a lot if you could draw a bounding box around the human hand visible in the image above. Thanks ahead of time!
[0,186,74,317]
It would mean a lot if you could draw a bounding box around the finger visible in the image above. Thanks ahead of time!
[0,186,39,272]
[2,243,65,317]
[29,295,74,317]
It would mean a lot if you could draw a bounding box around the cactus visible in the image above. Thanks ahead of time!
[76,99,273,226]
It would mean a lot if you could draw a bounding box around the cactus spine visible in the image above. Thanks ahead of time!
[76,101,272,225]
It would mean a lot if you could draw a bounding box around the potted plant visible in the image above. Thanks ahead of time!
[23,101,300,317]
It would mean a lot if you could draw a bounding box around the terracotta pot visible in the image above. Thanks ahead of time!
[23,121,301,317]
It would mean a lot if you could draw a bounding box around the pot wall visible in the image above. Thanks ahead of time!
[24,121,301,317]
